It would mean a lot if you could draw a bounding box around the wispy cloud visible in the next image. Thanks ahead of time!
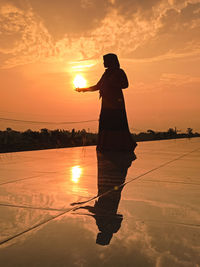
[160,73,200,86]
[0,3,55,68]
[129,73,200,94]
[0,0,200,69]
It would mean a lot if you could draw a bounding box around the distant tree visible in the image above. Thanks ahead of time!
[40,128,49,134]
[187,128,193,136]
[6,127,12,132]
[167,128,176,135]
[71,128,75,138]
[147,129,155,135]
[25,129,33,133]
[80,129,86,135]
[1,126,199,153]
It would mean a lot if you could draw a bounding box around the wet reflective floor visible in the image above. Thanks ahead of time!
[0,138,200,266]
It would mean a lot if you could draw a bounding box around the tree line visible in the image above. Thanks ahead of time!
[0,127,199,153]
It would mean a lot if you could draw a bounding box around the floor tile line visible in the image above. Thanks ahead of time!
[0,174,48,186]
[142,219,200,228]
[0,147,199,246]
[71,212,200,228]
[70,147,200,206]
[138,179,200,185]
[0,203,68,212]
[0,208,75,246]
[0,162,96,186]
[124,147,200,187]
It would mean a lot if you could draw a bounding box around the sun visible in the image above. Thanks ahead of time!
[73,74,87,88]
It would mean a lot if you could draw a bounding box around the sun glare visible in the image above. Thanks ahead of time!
[73,74,87,88]
[72,63,94,70]
[71,165,82,183]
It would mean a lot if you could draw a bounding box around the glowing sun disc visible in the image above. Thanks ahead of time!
[73,74,87,88]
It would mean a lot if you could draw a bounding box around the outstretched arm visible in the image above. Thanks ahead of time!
[75,84,99,92]
[75,73,104,93]
[75,76,104,92]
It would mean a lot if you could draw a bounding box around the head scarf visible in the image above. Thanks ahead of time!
[103,53,120,69]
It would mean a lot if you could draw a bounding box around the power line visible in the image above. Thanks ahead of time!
[0,117,98,125]
[0,117,144,132]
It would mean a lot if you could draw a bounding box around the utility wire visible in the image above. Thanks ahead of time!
[0,117,142,131]
[0,117,98,125]
[1,117,177,133]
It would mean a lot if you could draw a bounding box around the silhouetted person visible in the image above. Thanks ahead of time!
[76,53,137,152]
[76,150,136,246]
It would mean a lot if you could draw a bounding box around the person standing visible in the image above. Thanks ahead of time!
[76,53,137,152]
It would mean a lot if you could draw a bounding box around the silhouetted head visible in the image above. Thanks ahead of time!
[103,53,120,69]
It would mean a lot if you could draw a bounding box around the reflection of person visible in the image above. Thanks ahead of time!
[76,53,137,152]
[76,150,136,246]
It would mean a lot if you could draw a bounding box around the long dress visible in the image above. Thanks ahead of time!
[92,67,137,152]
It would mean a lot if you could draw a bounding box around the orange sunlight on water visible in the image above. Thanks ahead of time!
[71,165,82,183]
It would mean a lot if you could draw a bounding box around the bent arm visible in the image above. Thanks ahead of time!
[120,69,129,89]
[105,69,128,89]
[115,69,128,89]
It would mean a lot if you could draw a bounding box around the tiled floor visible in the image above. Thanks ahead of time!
[0,138,200,266]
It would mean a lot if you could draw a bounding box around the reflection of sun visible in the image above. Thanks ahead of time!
[73,74,87,88]
[71,166,82,183]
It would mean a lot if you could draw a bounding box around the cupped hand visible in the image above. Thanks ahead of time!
[75,88,87,92]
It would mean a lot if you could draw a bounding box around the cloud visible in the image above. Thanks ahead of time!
[160,73,200,87]
[52,6,165,61]
[0,0,200,69]
[0,3,161,68]
[129,2,200,60]
[132,73,200,94]
[113,0,200,18]
[0,3,55,68]
[26,0,109,39]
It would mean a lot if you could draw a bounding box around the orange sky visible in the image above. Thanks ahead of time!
[0,0,200,133]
